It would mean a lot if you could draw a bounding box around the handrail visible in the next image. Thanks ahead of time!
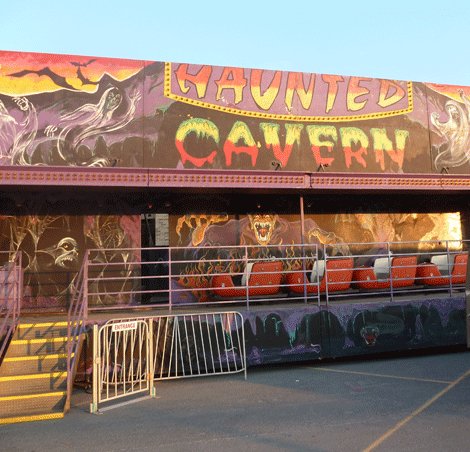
[65,251,89,412]
[0,252,22,364]
[20,269,74,309]
[79,239,469,311]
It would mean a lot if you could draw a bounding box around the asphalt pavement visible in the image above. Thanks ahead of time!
[2,348,470,452]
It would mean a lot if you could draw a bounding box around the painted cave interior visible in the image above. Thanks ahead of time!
[0,187,467,309]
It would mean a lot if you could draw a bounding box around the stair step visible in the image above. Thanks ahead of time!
[7,336,77,356]
[15,321,82,340]
[0,413,64,425]
[0,353,71,376]
[15,321,69,340]
[0,411,64,425]
[0,371,67,396]
[0,319,84,423]
[0,391,66,418]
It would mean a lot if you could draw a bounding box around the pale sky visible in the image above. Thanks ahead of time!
[1,0,469,85]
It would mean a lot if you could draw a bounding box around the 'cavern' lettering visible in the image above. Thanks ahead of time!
[175,118,409,170]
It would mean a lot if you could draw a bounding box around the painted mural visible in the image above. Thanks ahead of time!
[0,214,140,309]
[173,212,461,250]
[240,297,466,365]
[76,296,465,379]
[169,211,461,303]
[0,50,470,174]
[427,85,470,174]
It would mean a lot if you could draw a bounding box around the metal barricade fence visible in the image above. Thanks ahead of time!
[153,311,247,381]
[90,318,155,413]
[90,311,246,413]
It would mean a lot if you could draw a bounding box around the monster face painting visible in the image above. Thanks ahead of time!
[0,215,140,309]
[248,214,278,246]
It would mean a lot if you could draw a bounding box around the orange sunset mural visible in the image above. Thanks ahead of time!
[0,51,146,95]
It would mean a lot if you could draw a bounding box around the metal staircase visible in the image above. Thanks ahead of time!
[0,320,71,424]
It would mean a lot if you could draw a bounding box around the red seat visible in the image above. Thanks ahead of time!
[286,257,354,294]
[416,253,468,286]
[353,255,417,290]
[211,261,283,298]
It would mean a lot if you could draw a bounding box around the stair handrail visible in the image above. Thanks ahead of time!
[65,251,89,412]
[0,252,22,364]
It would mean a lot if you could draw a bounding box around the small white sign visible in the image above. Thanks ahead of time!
[155,214,169,246]
[112,321,138,332]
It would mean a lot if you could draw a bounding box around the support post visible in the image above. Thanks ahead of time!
[90,324,99,414]
[466,247,470,349]
[149,319,156,397]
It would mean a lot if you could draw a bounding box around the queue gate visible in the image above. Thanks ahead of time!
[466,249,470,349]
[90,319,155,413]
[90,312,246,413]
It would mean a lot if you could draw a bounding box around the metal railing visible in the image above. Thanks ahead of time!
[0,252,23,364]
[86,243,320,310]
[334,239,468,303]
[65,252,88,412]
[74,239,469,312]
[90,311,245,413]
[21,269,74,311]
[90,318,154,413]
[152,311,246,381]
